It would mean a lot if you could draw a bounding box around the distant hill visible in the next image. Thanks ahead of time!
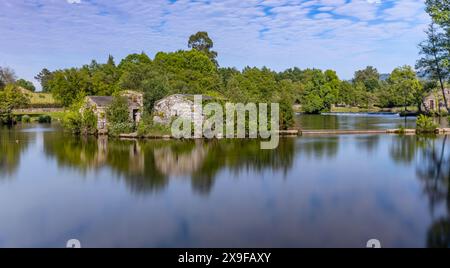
[380,74,390,81]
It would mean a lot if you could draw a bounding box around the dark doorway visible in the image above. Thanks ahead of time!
[132,109,138,123]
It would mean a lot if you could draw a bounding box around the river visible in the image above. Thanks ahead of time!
[0,114,449,247]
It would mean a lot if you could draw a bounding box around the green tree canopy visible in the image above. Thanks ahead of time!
[35,68,53,92]
[154,49,220,95]
[300,69,339,113]
[188,31,218,66]
[387,65,422,110]
[353,66,380,92]
[0,84,30,124]
[15,79,36,92]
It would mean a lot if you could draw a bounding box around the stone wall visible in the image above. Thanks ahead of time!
[153,94,204,127]
[13,108,64,113]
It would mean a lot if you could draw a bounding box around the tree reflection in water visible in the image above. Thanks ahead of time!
[0,125,31,178]
[414,135,450,248]
[43,132,296,195]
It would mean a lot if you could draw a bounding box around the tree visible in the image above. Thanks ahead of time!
[387,66,422,112]
[337,81,364,107]
[0,84,30,124]
[142,74,171,113]
[0,67,17,89]
[35,68,53,92]
[118,53,153,92]
[353,66,380,92]
[218,67,239,88]
[87,56,119,96]
[225,66,278,103]
[153,50,220,95]
[188,31,218,66]
[301,69,339,113]
[278,80,295,130]
[15,79,36,92]
[416,23,449,112]
[426,0,450,27]
[47,68,91,107]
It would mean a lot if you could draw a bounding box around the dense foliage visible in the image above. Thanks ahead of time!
[106,95,135,136]
[15,79,36,92]
[416,1,450,113]
[3,25,448,133]
[416,115,438,133]
[62,102,98,135]
[0,84,30,125]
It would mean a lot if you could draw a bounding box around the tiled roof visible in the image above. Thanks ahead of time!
[87,96,113,107]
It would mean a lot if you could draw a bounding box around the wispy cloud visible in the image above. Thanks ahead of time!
[67,0,81,4]
[0,0,430,88]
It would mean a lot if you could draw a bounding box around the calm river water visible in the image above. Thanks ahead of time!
[0,114,449,247]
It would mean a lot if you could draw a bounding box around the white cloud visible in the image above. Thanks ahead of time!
[67,0,81,4]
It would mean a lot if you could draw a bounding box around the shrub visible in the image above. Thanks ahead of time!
[107,96,130,124]
[81,108,98,135]
[62,102,97,135]
[108,122,135,136]
[21,115,31,123]
[38,115,52,124]
[107,95,134,136]
[0,107,13,125]
[15,114,23,122]
[62,109,82,134]
[279,99,295,130]
[137,113,171,136]
[416,115,437,133]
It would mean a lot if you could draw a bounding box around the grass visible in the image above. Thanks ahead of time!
[28,92,57,105]
[13,111,66,122]
[18,88,60,107]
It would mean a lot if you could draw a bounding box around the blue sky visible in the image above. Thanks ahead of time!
[0,0,429,89]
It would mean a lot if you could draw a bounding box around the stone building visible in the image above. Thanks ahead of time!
[423,89,450,112]
[83,90,143,134]
[152,94,212,126]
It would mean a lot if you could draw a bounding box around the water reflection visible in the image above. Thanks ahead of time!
[0,126,31,177]
[414,136,450,248]
[296,136,339,160]
[297,113,416,130]
[355,135,380,152]
[3,123,450,247]
[389,136,430,164]
[42,132,296,195]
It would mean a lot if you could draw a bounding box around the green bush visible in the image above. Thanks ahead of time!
[81,108,98,135]
[15,114,23,122]
[21,115,31,123]
[279,99,295,130]
[62,109,82,134]
[108,122,135,137]
[416,115,437,133]
[107,95,135,136]
[38,115,52,124]
[107,96,130,124]
[62,102,97,135]
[137,113,171,136]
